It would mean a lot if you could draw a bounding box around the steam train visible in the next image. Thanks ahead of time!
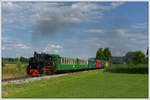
[27,52,110,76]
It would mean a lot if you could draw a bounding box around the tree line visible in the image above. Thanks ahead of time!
[2,56,29,63]
[96,48,148,64]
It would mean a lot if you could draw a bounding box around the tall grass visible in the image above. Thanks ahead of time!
[16,62,22,71]
[104,64,148,74]
[2,63,27,79]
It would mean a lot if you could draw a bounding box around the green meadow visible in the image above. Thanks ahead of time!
[2,69,148,98]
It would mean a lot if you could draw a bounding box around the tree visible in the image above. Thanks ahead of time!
[146,48,148,63]
[20,56,29,63]
[96,48,105,60]
[2,61,5,68]
[125,51,147,64]
[103,48,112,61]
[125,52,135,64]
[133,51,147,64]
[146,48,148,57]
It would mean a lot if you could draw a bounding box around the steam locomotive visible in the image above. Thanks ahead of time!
[27,52,110,76]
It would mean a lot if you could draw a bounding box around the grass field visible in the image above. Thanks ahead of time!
[2,63,28,79]
[2,70,148,98]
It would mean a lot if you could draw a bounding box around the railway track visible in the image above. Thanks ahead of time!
[2,76,31,82]
[2,73,69,85]
[2,69,100,85]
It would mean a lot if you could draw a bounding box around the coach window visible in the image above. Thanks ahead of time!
[62,58,63,64]
[64,58,66,64]
[63,58,65,64]
[64,58,65,64]
[65,58,67,64]
[61,58,62,64]
[69,59,70,64]
[66,58,68,64]
[71,59,72,64]
[66,58,67,64]
[63,58,64,64]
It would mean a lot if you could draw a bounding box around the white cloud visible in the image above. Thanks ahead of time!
[43,44,63,53]
[2,37,31,50]
[114,28,147,41]
[85,29,103,33]
[131,23,147,29]
[2,2,125,31]
[2,37,35,57]
[114,29,128,36]
[16,43,30,49]
[111,2,124,8]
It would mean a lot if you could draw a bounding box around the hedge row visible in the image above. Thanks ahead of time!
[104,64,148,74]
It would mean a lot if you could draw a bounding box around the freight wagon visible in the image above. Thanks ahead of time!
[27,52,110,76]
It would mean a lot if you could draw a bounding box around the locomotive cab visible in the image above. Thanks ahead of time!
[27,52,57,76]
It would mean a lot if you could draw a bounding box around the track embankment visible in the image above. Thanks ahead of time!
[2,73,68,85]
[2,69,98,85]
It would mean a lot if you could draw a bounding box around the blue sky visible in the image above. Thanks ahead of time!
[2,2,148,58]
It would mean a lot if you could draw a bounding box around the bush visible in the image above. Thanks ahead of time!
[2,61,5,68]
[104,64,148,74]
[16,62,22,71]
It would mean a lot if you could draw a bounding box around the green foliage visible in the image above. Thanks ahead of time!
[125,52,135,64]
[133,51,147,64]
[2,63,27,79]
[19,56,29,63]
[2,61,5,68]
[2,57,29,64]
[104,64,148,74]
[96,48,112,60]
[146,48,148,56]
[125,51,147,64]
[103,48,112,61]
[96,48,105,60]
[16,62,22,71]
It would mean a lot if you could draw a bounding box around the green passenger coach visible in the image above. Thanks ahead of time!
[45,54,88,72]
[57,56,88,71]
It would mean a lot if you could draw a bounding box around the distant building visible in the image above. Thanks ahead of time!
[110,56,126,64]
